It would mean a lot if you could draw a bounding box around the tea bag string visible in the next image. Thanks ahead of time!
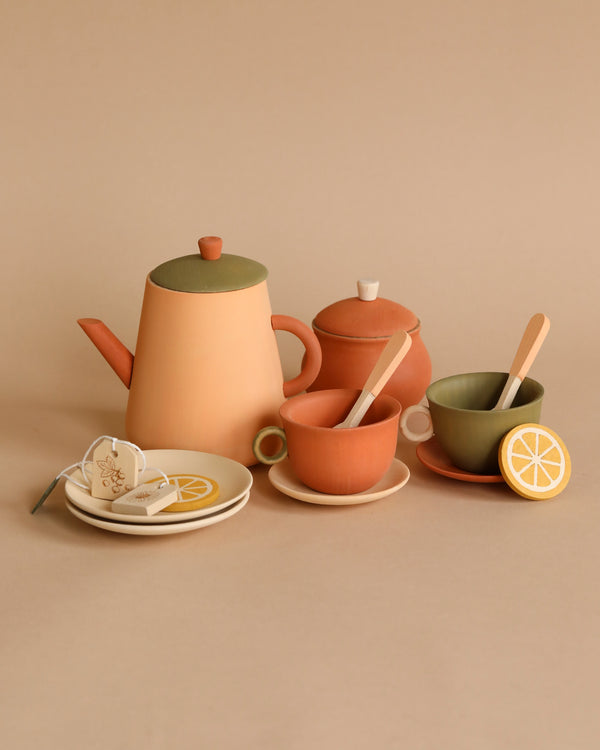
[31,436,170,513]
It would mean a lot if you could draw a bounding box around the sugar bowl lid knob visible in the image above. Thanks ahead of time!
[357,279,379,301]
[198,236,223,260]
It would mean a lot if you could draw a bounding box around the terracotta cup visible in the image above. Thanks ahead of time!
[399,372,544,474]
[253,389,402,494]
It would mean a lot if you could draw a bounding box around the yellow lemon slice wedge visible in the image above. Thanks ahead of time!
[499,423,571,500]
[142,474,220,512]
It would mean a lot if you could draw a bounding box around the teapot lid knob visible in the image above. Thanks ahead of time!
[198,236,223,260]
[357,279,379,301]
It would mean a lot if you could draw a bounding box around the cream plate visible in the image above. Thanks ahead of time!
[268,458,410,505]
[65,492,249,535]
[65,449,253,523]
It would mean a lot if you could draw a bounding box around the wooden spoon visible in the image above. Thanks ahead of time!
[492,313,550,410]
[335,329,412,428]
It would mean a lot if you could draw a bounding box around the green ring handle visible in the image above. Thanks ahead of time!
[252,426,288,465]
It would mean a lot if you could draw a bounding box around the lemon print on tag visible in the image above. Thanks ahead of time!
[143,474,220,512]
[499,424,571,500]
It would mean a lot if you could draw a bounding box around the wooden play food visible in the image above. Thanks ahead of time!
[498,423,571,500]
[253,388,402,495]
[308,280,431,409]
[78,236,322,466]
[400,372,544,474]
[143,474,220,512]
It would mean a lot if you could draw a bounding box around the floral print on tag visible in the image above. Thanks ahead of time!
[95,455,132,495]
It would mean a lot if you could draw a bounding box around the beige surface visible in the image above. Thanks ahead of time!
[2,1,599,747]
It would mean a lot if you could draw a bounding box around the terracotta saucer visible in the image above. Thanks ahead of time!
[415,437,504,484]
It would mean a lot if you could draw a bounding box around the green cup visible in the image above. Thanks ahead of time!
[399,372,544,474]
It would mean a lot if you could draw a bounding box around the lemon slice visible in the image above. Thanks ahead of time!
[499,424,571,500]
[142,474,220,512]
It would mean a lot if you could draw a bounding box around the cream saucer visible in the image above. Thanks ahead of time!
[267,458,410,505]
[65,449,253,523]
[65,492,249,536]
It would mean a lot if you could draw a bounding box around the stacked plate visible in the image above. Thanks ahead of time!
[65,449,252,536]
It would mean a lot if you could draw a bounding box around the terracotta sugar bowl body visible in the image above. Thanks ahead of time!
[78,236,322,466]
[308,280,431,409]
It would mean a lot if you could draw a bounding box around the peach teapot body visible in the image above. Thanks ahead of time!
[309,280,431,409]
[78,237,322,466]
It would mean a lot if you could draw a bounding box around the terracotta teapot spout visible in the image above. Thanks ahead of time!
[78,318,134,388]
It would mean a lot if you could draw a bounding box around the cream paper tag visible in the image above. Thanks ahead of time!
[91,438,139,499]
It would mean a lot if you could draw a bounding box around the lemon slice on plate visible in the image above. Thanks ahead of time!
[499,423,571,500]
[142,474,220,512]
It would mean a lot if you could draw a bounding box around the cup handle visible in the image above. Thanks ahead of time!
[399,404,434,442]
[271,315,322,397]
[252,426,288,465]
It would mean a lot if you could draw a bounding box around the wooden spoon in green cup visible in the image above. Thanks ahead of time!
[493,313,550,410]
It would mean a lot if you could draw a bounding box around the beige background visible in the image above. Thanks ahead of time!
[2,1,599,748]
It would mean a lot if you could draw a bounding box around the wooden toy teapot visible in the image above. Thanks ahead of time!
[78,236,322,466]
[308,279,431,409]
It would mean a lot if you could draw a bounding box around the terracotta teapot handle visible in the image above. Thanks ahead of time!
[271,315,322,397]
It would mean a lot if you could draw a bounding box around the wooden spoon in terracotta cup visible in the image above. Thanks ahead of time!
[335,329,412,428]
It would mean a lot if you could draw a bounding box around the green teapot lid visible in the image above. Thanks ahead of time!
[150,236,268,293]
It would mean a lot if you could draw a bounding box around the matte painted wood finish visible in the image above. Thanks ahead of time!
[335,329,411,428]
[493,313,550,410]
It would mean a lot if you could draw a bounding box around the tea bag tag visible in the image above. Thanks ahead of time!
[91,438,139,499]
[112,483,178,516]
